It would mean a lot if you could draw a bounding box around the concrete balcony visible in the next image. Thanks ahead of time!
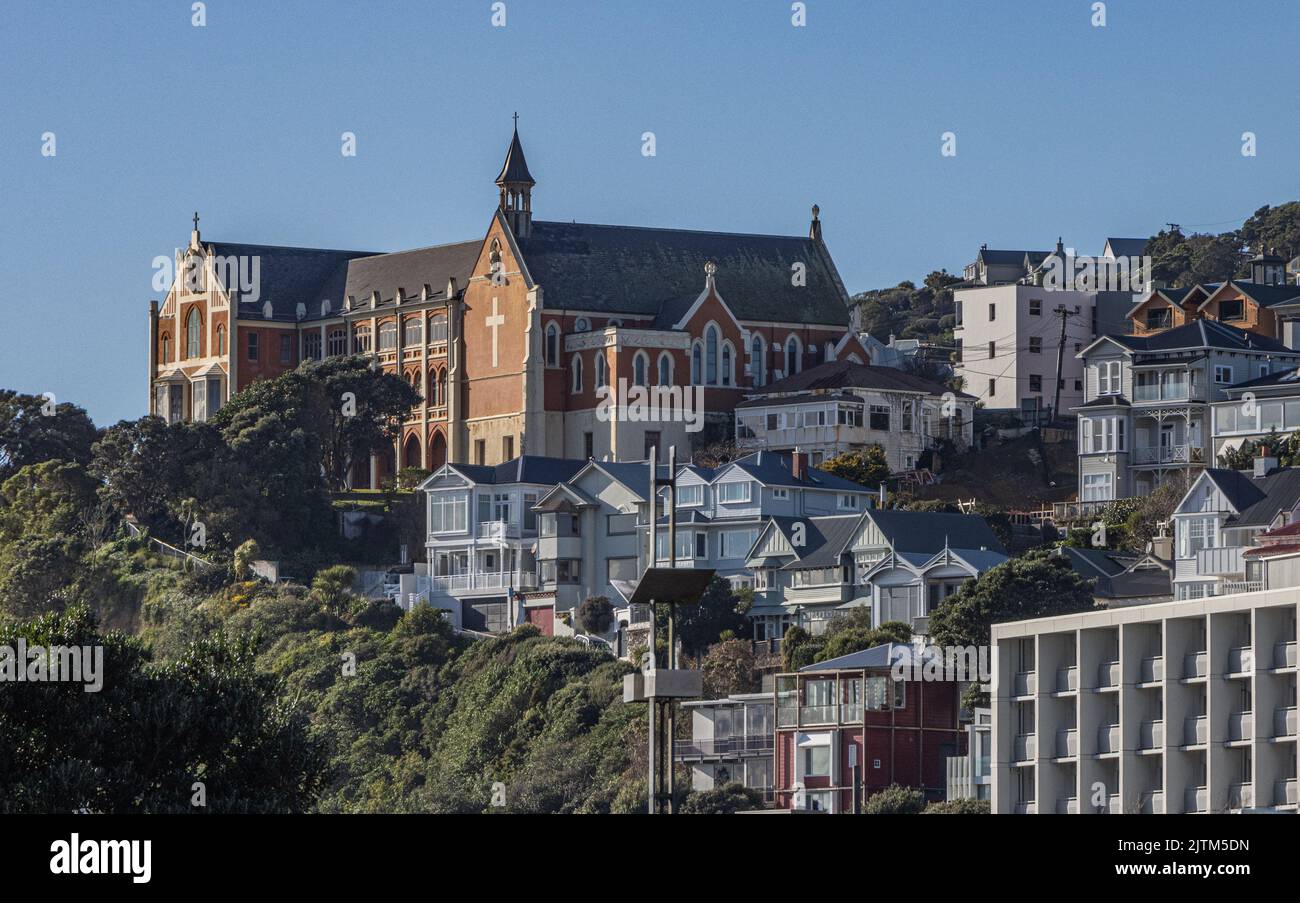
[1014,801,1038,815]
[1184,786,1207,813]
[1274,706,1298,738]
[1276,640,1298,669]
[1056,797,1079,814]
[1139,655,1164,683]
[1139,790,1165,814]
[1183,650,1207,679]
[1097,661,1120,689]
[1228,712,1253,742]
[1013,670,1036,697]
[1056,665,1078,693]
[1013,734,1036,762]
[1275,778,1298,807]
[1139,720,1164,749]
[1228,783,1254,810]
[1097,724,1120,754]
[1226,645,1254,674]
[1056,728,1078,758]
[1184,715,1207,745]
[1217,580,1263,596]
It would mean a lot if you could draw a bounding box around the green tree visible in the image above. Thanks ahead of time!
[681,783,766,814]
[819,446,889,488]
[1238,203,1300,266]
[577,595,615,635]
[0,390,99,483]
[1146,226,1243,287]
[863,783,926,814]
[924,798,990,814]
[814,620,912,663]
[655,576,748,658]
[308,565,360,616]
[701,637,760,697]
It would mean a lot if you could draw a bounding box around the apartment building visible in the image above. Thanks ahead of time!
[745,507,1006,643]
[734,359,975,471]
[775,644,967,812]
[417,456,584,632]
[1075,320,1300,502]
[992,587,1299,814]
[1212,364,1300,463]
[954,239,1141,420]
[946,707,992,801]
[678,692,775,804]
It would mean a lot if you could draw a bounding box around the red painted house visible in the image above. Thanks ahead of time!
[774,643,967,812]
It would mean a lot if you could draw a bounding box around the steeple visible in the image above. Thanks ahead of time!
[496,114,535,239]
[809,204,822,241]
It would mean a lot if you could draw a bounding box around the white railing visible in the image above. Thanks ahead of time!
[1184,715,1207,745]
[1140,655,1164,683]
[1013,671,1036,696]
[1217,580,1264,596]
[1228,712,1253,742]
[1227,645,1254,673]
[1275,640,1297,669]
[1228,783,1253,810]
[1097,724,1120,753]
[1097,661,1120,689]
[1133,444,1196,465]
[1185,786,1207,813]
[1056,665,1078,693]
[1013,734,1036,761]
[429,571,537,593]
[1275,778,1298,807]
[1139,720,1163,749]
[1183,650,1207,679]
[1056,728,1078,758]
[1274,706,1297,738]
[478,519,522,541]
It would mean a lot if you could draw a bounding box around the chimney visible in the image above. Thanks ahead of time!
[879,482,887,508]
[1254,445,1279,478]
[791,448,807,481]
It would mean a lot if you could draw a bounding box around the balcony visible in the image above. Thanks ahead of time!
[676,736,775,759]
[429,571,537,593]
[1056,665,1078,693]
[800,705,837,725]
[1056,797,1078,814]
[1013,734,1036,762]
[1228,712,1253,742]
[478,519,523,541]
[1133,444,1201,465]
[1097,661,1120,689]
[1014,801,1038,815]
[1183,650,1207,679]
[1139,790,1165,814]
[1139,656,1164,683]
[1228,783,1254,810]
[1275,779,1298,807]
[1195,546,1246,577]
[1184,786,1207,813]
[1275,706,1298,738]
[1227,646,1254,674]
[1097,724,1120,754]
[1184,715,1207,746]
[1139,719,1164,749]
[1013,670,1037,697]
[1276,640,1298,669]
[1133,378,1193,404]
[1056,728,1078,758]
[1217,580,1264,596]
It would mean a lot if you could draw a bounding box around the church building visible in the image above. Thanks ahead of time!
[148,123,867,486]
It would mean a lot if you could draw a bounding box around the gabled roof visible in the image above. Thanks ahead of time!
[342,240,480,309]
[421,455,585,490]
[1103,319,1293,354]
[739,359,971,400]
[1200,280,1300,310]
[1201,466,1300,528]
[1104,237,1149,258]
[974,248,1050,267]
[798,641,944,673]
[516,221,852,325]
[721,450,874,493]
[1224,365,1300,394]
[203,241,379,321]
[865,508,1006,555]
[776,514,862,570]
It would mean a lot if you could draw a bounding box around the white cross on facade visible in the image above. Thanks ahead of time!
[486,297,505,367]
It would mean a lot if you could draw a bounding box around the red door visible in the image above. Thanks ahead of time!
[525,606,554,636]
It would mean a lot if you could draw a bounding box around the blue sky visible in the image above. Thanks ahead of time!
[2,0,1298,426]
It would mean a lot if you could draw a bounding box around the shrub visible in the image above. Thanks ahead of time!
[577,595,614,635]
[680,783,765,814]
[923,798,990,814]
[863,784,926,814]
[233,538,260,580]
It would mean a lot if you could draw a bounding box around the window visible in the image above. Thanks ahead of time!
[186,309,200,359]
[865,676,890,710]
[1219,299,1244,321]
[327,328,347,356]
[545,322,559,366]
[772,488,789,500]
[721,342,733,387]
[837,405,864,427]
[595,353,607,389]
[1029,374,1042,392]
[541,560,582,584]
[658,353,672,386]
[695,532,707,559]
[378,321,397,351]
[216,325,225,356]
[247,332,259,362]
[801,746,830,777]
[1074,378,1083,391]
[1081,472,1113,502]
[751,335,765,385]
[691,342,703,384]
[405,318,422,346]
[502,435,513,460]
[705,325,719,384]
[1180,516,1218,557]
[988,378,995,397]
[571,356,583,393]
[988,303,996,321]
[643,431,660,460]
[785,336,800,375]
[1029,298,1042,316]
[1029,336,1042,354]
[1146,308,1172,330]
[206,378,222,418]
[607,513,637,535]
[629,352,647,387]
[677,484,704,507]
[719,529,759,558]
[869,404,890,431]
[1097,360,1121,395]
[838,493,859,510]
[353,325,371,353]
[718,481,751,504]
[280,333,291,364]
[429,493,468,533]
[607,557,638,584]
[584,432,594,460]
[474,439,485,465]
[893,679,906,710]
[988,341,996,360]
[429,314,448,344]
[1214,365,1234,384]
[303,332,322,360]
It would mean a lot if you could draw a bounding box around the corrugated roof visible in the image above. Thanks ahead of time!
[867,508,1006,555]
[205,241,378,321]
[741,359,970,400]
[342,241,480,309]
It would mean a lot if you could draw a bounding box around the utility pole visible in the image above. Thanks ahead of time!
[1051,304,1080,426]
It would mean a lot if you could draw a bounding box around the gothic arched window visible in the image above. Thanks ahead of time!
[691,342,703,385]
[751,335,765,386]
[785,336,801,376]
[572,356,583,393]
[721,342,733,387]
[545,322,559,366]
[658,353,672,387]
[186,309,201,359]
[705,325,719,384]
[634,352,648,387]
[595,353,607,389]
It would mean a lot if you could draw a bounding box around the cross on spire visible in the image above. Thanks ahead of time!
[192,211,200,231]
[513,111,519,128]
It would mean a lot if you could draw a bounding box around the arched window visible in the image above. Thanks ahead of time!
[807,342,819,366]
[633,351,648,387]
[658,353,673,386]
[405,317,422,346]
[572,356,583,393]
[161,334,171,363]
[785,336,801,376]
[429,314,448,344]
[353,325,372,353]
[595,353,607,389]
[721,342,733,387]
[691,342,703,385]
[545,322,559,366]
[575,317,590,333]
[186,309,200,359]
[216,325,226,356]
[705,325,719,384]
[825,341,836,362]
[751,335,765,386]
[378,321,397,351]
[436,369,448,406]
[327,328,346,356]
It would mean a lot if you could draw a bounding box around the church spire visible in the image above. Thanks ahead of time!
[496,114,535,239]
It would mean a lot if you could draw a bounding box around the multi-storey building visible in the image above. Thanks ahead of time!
[954,239,1142,420]
[733,360,975,471]
[1075,320,1300,502]
[417,456,584,632]
[946,707,992,802]
[148,123,868,483]
[992,587,1298,814]
[745,507,1006,642]
[774,643,967,812]
[1212,363,1300,463]
[678,692,776,804]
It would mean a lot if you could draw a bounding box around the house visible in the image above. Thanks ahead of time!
[417,455,584,632]
[1056,546,1172,608]
[954,239,1139,422]
[946,707,992,802]
[774,643,968,812]
[745,507,1007,642]
[858,333,923,370]
[677,692,775,804]
[1212,364,1300,464]
[1168,451,1300,600]
[991,586,1298,814]
[734,359,975,471]
[1074,319,1300,502]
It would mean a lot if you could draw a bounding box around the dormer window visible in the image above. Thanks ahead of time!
[1219,299,1244,322]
